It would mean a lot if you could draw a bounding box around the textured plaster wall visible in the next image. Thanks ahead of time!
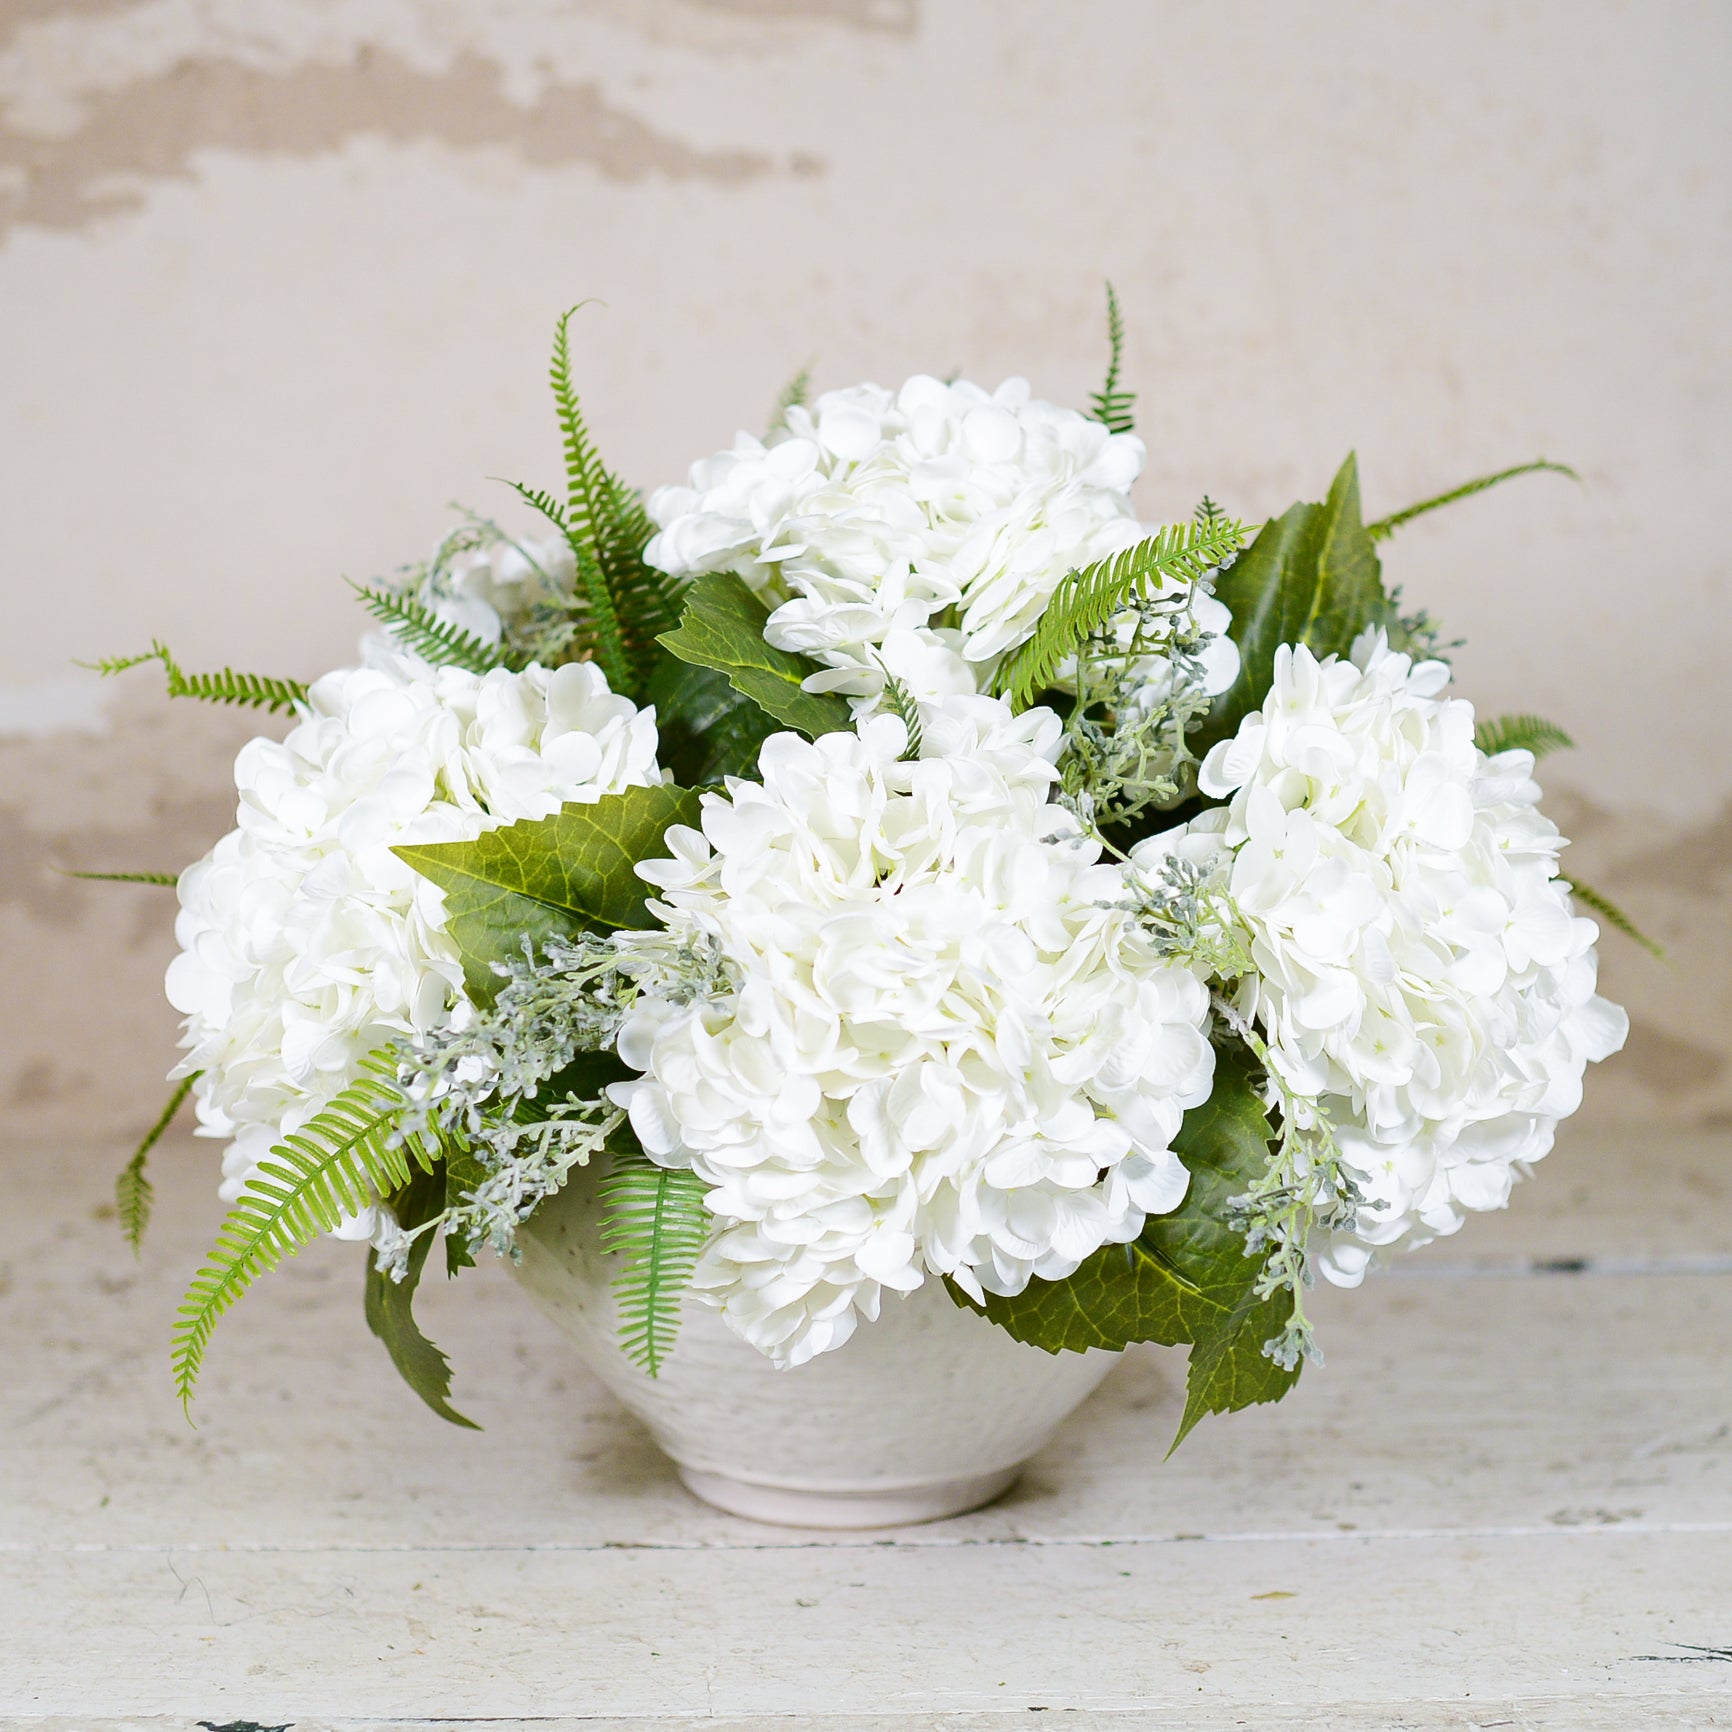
[1,0,1728,1151]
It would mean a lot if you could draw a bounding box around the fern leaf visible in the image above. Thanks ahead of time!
[171,1053,433,1411]
[545,309,687,695]
[1367,460,1580,541]
[597,1151,710,1377]
[349,582,506,674]
[1566,879,1665,960]
[1088,282,1136,435]
[993,512,1247,708]
[596,474,687,680]
[545,307,634,693]
[497,476,602,665]
[59,868,179,887]
[77,650,161,677]
[772,362,813,425]
[1474,712,1575,760]
[501,478,572,539]
[115,1072,199,1252]
[880,671,924,761]
[85,641,307,714]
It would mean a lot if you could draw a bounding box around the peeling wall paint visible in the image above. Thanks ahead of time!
[0,0,1727,1145]
[0,46,788,240]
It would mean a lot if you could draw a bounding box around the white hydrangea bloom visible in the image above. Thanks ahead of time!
[644,374,1238,710]
[610,696,1216,1367]
[166,644,661,1232]
[1135,630,1627,1283]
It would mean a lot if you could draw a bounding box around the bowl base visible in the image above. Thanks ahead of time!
[676,1464,1021,1529]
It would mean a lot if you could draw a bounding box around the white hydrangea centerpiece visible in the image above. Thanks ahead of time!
[91,303,1638,1453]
[610,697,1215,1365]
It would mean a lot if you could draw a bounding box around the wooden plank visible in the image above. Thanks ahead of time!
[2,1131,1728,1723]
[2,1533,1729,1720]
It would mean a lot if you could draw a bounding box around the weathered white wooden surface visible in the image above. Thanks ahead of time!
[2,1130,1729,1728]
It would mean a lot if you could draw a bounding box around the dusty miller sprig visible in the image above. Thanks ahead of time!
[381,930,734,1273]
[1129,849,1252,980]
[386,508,585,672]
[1210,988,1362,1370]
[1127,853,1359,1369]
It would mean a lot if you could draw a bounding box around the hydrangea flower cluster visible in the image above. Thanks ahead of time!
[1137,631,1628,1282]
[610,697,1216,1365]
[167,644,659,1222]
[645,373,1237,711]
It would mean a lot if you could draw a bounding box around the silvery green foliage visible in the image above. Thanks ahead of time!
[387,931,734,1270]
[1057,574,1220,833]
[386,509,585,673]
[1210,991,1363,1370]
[1126,846,1357,1370]
[433,1097,621,1265]
[1126,849,1250,980]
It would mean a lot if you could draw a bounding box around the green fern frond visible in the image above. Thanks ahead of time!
[84,641,307,714]
[1088,282,1136,435]
[349,582,506,674]
[116,1072,199,1252]
[548,309,687,694]
[78,649,162,677]
[547,307,633,693]
[993,511,1248,708]
[59,867,179,887]
[597,1152,710,1377]
[1566,879,1665,960]
[171,1052,432,1412]
[1367,460,1580,541]
[880,672,924,761]
[772,362,813,425]
[497,477,602,667]
[1474,712,1575,760]
[595,474,686,681]
[502,478,572,537]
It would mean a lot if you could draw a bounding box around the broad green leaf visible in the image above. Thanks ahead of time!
[1160,1055,1301,1446]
[657,571,852,741]
[364,1161,479,1429]
[647,654,779,786]
[1169,1281,1297,1453]
[1196,454,1388,754]
[394,783,702,1003]
[948,1237,1200,1354]
[527,1049,634,1110]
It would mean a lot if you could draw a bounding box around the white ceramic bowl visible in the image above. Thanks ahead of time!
[513,1162,1119,1529]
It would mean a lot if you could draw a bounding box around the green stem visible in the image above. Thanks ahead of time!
[1367,460,1579,542]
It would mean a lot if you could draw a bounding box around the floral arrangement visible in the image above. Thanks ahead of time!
[90,296,1643,1447]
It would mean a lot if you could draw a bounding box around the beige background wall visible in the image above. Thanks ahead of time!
[2,0,1728,1152]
